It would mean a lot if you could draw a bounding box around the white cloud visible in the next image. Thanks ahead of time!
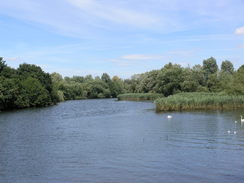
[4,57,23,62]
[235,27,244,35]
[0,0,161,38]
[108,54,165,69]
[67,0,158,27]
[121,54,164,60]
[120,49,197,61]
[108,49,198,70]
[167,50,195,57]
[1,0,244,38]
[0,0,87,37]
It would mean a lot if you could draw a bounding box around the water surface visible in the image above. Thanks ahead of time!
[0,99,244,183]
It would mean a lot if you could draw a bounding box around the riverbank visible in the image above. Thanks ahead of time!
[117,93,163,101]
[155,92,244,112]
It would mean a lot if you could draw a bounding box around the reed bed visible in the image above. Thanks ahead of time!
[118,93,164,101]
[155,92,244,112]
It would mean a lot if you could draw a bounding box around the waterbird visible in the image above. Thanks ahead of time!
[234,131,237,134]
[167,115,172,119]
[227,130,231,134]
[241,116,244,123]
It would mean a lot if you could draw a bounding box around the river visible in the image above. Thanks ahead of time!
[0,99,243,183]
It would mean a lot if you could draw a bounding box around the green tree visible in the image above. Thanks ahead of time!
[207,73,220,92]
[18,77,51,107]
[110,76,124,97]
[192,64,205,86]
[227,65,244,95]
[85,80,111,98]
[221,60,234,74]
[0,57,7,72]
[51,72,63,84]
[137,70,159,93]
[203,57,218,75]
[18,63,58,103]
[101,73,111,83]
[156,63,184,96]
[218,71,233,93]
[84,75,93,82]
[18,64,52,91]
[0,77,20,109]
[71,76,85,83]
[181,68,198,92]
[60,82,85,100]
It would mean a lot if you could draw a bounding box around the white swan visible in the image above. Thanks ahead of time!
[234,131,237,134]
[241,116,244,123]
[167,115,172,119]
[227,130,231,134]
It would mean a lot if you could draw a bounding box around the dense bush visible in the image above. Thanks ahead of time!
[50,73,124,101]
[0,57,57,110]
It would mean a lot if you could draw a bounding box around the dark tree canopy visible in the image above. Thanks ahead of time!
[101,73,111,83]
[221,60,234,74]
[0,61,57,110]
[0,57,7,72]
[203,57,218,75]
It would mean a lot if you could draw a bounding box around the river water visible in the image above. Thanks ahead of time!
[0,99,243,183]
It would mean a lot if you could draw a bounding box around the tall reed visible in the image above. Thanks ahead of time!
[155,92,244,112]
[118,93,164,101]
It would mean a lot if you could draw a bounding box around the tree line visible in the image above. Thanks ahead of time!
[0,57,124,110]
[51,72,124,101]
[124,57,244,96]
[0,56,243,110]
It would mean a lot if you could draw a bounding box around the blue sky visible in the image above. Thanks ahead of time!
[0,0,244,78]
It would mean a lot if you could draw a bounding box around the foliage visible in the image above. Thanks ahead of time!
[1,56,243,111]
[85,80,111,99]
[155,63,184,96]
[203,57,218,76]
[155,92,244,112]
[51,72,124,100]
[123,57,243,97]
[16,77,51,107]
[0,59,57,110]
[226,65,244,95]
[0,57,7,72]
[221,60,234,74]
[118,93,164,101]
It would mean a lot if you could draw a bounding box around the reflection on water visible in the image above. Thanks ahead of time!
[0,99,244,183]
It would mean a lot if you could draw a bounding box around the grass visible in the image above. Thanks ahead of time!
[155,92,244,112]
[117,93,164,101]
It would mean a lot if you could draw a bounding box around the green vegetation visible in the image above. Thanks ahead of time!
[0,57,124,110]
[0,57,58,110]
[121,57,244,111]
[118,93,163,101]
[123,58,243,96]
[1,56,244,111]
[51,73,124,101]
[155,92,244,111]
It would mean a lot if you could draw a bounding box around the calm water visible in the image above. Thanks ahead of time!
[0,99,244,183]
